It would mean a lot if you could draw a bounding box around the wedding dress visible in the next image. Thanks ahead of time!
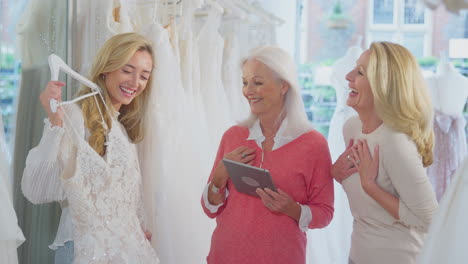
[426,61,468,201]
[221,20,250,123]
[0,115,25,264]
[307,45,360,264]
[417,157,468,263]
[22,103,159,264]
[197,7,233,147]
[138,2,216,260]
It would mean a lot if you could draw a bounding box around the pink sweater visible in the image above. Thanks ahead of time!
[202,126,334,264]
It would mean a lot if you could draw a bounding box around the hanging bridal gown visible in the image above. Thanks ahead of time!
[221,20,250,123]
[74,0,133,77]
[426,61,468,201]
[197,7,233,148]
[417,157,468,263]
[138,2,216,260]
[22,103,159,263]
[0,115,25,264]
[306,45,359,264]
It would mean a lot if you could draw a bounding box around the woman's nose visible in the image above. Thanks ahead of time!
[129,74,138,87]
[345,70,353,82]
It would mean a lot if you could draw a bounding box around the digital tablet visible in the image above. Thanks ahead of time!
[222,158,277,197]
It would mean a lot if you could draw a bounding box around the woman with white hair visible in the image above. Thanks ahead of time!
[331,42,438,264]
[201,46,334,264]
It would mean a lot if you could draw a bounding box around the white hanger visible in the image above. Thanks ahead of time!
[48,54,101,113]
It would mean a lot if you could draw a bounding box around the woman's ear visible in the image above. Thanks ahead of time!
[281,80,290,95]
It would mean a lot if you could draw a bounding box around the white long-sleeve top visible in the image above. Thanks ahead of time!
[342,116,438,264]
[21,109,82,249]
[202,118,313,232]
[22,104,157,263]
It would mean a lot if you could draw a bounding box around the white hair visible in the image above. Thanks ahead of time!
[239,45,313,138]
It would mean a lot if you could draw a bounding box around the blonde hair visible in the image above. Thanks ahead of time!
[76,32,154,156]
[367,42,434,167]
[239,46,312,138]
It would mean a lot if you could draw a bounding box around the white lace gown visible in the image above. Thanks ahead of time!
[22,104,159,264]
[1,115,25,264]
[417,157,468,264]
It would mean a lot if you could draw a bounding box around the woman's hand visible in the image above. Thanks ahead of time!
[144,230,152,241]
[351,139,380,192]
[211,146,256,189]
[39,81,66,127]
[331,139,358,183]
[208,146,256,205]
[256,188,301,221]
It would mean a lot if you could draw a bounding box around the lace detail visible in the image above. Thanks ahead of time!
[427,110,467,201]
[62,114,159,263]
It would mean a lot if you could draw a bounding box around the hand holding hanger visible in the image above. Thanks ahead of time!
[39,80,66,127]
[48,54,101,114]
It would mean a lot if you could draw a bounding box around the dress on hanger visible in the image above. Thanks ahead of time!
[428,111,467,200]
[22,103,159,263]
[139,3,216,260]
[417,157,468,263]
[306,45,360,264]
[197,7,233,147]
[221,20,250,123]
[426,61,468,201]
[74,0,133,76]
[0,114,25,264]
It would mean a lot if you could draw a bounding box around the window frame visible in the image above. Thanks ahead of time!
[367,0,433,57]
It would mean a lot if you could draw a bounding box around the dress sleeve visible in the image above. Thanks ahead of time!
[21,104,83,204]
[201,132,228,218]
[382,134,438,232]
[304,134,334,229]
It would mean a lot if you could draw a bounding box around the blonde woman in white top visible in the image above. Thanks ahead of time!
[331,41,438,264]
[22,33,159,263]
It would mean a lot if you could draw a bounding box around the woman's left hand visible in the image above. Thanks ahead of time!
[351,139,380,192]
[144,230,152,241]
[256,188,301,221]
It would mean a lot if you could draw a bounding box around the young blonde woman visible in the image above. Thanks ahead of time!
[22,32,159,263]
[331,42,438,264]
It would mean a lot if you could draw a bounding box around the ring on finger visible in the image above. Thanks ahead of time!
[241,152,248,159]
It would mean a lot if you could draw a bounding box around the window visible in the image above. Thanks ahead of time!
[0,0,28,146]
[367,0,432,58]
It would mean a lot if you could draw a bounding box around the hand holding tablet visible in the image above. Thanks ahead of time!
[222,158,277,197]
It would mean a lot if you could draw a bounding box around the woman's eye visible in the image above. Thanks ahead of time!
[255,82,263,86]
[123,70,131,74]
[242,82,247,86]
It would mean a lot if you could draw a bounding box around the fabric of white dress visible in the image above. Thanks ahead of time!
[74,0,133,76]
[0,115,25,264]
[306,46,360,264]
[426,61,468,201]
[22,104,159,264]
[197,7,233,147]
[417,157,468,264]
[221,23,250,123]
[139,3,216,260]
